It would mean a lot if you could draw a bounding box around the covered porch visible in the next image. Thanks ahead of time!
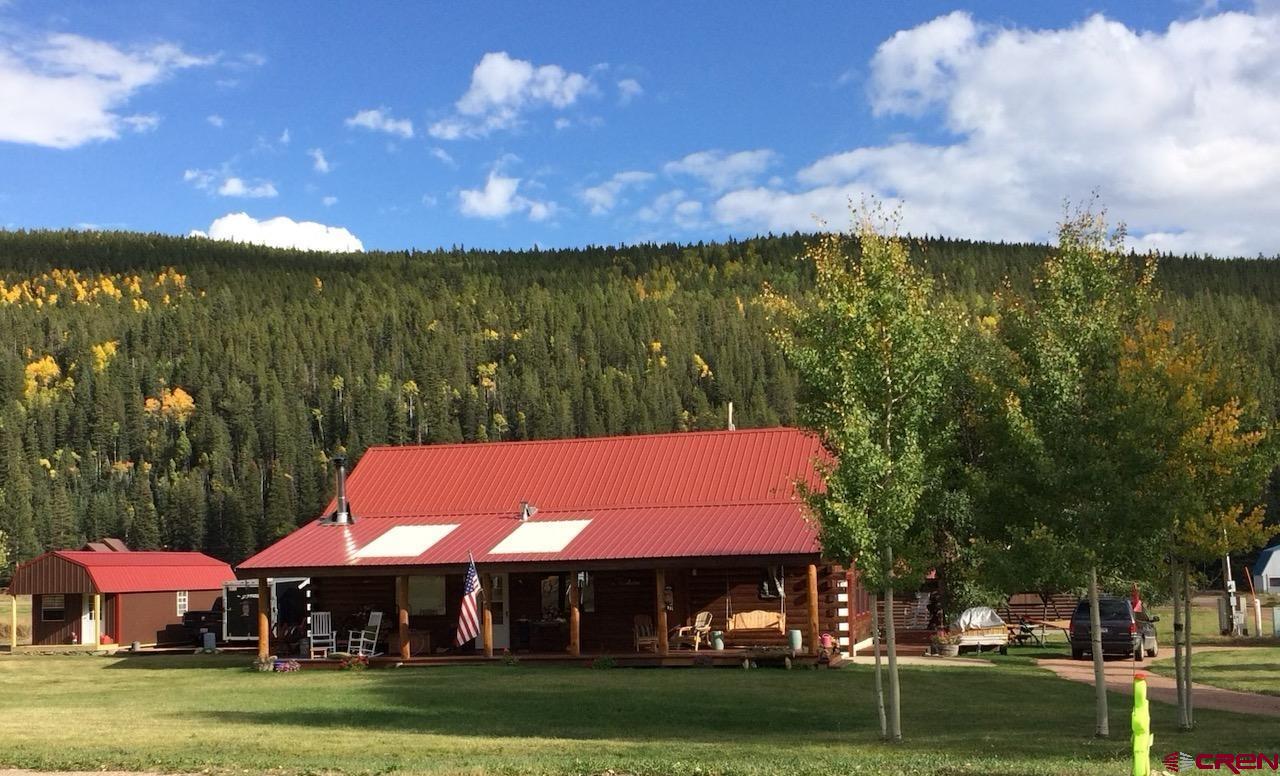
[248,560,866,663]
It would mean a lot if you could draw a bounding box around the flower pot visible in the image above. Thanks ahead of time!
[937,644,960,657]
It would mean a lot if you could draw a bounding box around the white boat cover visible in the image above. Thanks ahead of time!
[953,606,1005,632]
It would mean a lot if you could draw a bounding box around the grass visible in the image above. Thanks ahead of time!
[1149,647,1280,697]
[1148,601,1277,646]
[1,654,1275,775]
[0,593,32,645]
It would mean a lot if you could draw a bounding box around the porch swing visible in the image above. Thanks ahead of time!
[724,565,787,643]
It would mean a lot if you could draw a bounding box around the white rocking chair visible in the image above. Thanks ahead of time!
[308,611,336,659]
[347,611,384,657]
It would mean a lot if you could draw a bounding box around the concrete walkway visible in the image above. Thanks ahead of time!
[1037,656,1280,718]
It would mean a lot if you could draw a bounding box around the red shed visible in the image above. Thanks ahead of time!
[240,427,872,661]
[10,542,234,648]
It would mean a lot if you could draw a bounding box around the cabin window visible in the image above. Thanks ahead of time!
[176,591,189,616]
[408,575,446,616]
[41,595,66,622]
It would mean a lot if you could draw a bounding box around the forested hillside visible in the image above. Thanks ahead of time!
[1,229,1278,571]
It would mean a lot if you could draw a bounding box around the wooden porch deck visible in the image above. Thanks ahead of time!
[296,648,845,669]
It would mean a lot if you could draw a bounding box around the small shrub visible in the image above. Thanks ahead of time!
[339,654,369,671]
[501,650,520,667]
[590,656,616,670]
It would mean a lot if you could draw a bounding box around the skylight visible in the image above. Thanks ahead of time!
[489,519,591,554]
[354,524,458,558]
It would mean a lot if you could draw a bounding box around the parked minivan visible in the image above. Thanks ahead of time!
[1068,595,1158,660]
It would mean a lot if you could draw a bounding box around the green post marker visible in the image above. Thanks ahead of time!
[1132,673,1153,776]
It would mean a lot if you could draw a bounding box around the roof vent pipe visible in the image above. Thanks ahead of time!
[520,501,537,521]
[330,454,354,525]
[727,401,735,431]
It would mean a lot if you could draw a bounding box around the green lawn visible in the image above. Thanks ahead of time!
[0,593,32,646]
[0,654,1275,776]
[1148,602,1277,646]
[1149,647,1280,697]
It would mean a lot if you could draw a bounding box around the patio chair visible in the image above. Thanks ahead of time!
[671,611,713,651]
[347,611,384,657]
[633,614,659,653]
[308,611,337,658]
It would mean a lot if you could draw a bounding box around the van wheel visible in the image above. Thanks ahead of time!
[1134,646,1144,662]
[1146,642,1158,658]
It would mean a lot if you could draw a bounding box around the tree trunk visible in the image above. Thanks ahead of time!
[1183,560,1195,729]
[1088,566,1109,737]
[871,593,887,739]
[1170,560,1188,730]
[882,545,902,742]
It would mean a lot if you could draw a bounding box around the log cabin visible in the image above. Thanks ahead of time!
[237,427,873,662]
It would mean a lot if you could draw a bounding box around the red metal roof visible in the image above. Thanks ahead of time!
[11,550,235,594]
[240,427,828,572]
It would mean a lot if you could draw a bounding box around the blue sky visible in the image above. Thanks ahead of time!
[2,1,1278,255]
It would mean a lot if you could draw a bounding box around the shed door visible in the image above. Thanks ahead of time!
[80,596,94,645]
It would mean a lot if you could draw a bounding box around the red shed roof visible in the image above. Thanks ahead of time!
[11,550,234,594]
[240,427,827,573]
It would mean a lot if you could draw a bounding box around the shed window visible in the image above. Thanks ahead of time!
[1270,577,1280,591]
[176,591,189,616]
[41,595,66,622]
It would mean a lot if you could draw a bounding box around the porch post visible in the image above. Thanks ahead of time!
[567,572,580,657]
[92,593,102,649]
[655,569,669,656]
[8,592,16,652]
[481,574,493,658]
[807,564,820,656]
[396,575,411,660]
[256,577,270,660]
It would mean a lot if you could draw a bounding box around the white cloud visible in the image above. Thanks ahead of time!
[664,149,777,192]
[190,212,363,252]
[278,128,290,145]
[712,10,1280,256]
[554,117,572,131]
[217,177,278,198]
[429,51,591,139]
[185,168,278,198]
[206,114,224,128]
[429,146,456,166]
[581,170,654,215]
[120,113,159,133]
[459,171,556,221]
[636,189,705,229]
[308,147,331,174]
[322,195,338,207]
[617,78,643,105]
[0,33,212,149]
[345,108,413,139]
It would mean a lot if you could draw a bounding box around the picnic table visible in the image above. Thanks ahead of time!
[1009,619,1071,647]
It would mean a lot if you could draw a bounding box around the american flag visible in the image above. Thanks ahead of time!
[455,555,481,646]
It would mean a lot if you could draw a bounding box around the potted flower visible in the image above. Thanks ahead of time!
[931,629,961,657]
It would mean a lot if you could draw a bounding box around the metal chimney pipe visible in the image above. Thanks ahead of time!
[333,454,350,524]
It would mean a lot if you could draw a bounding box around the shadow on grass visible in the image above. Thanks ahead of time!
[183,662,1257,763]
[101,653,252,670]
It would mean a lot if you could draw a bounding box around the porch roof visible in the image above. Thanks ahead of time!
[239,427,828,575]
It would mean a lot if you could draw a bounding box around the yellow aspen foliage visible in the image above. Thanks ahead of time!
[160,387,196,424]
[692,353,713,379]
[91,340,119,373]
[23,355,62,398]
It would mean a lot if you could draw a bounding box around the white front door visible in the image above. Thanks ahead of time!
[80,596,94,645]
[483,573,510,651]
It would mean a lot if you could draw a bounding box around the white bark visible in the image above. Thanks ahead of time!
[871,593,887,739]
[1089,567,1109,737]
